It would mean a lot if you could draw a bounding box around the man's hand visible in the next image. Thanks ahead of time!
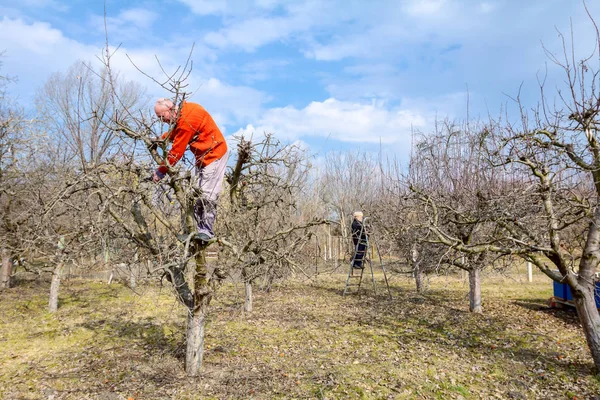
[152,170,165,183]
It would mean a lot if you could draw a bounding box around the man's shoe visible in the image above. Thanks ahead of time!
[193,233,217,244]
[195,232,211,241]
[177,232,217,244]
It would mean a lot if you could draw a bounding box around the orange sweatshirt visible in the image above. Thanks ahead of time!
[157,102,227,174]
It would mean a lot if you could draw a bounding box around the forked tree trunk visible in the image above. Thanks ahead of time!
[468,267,482,313]
[242,266,253,312]
[185,248,211,376]
[0,248,12,289]
[49,263,63,312]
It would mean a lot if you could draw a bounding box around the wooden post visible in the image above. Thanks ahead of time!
[527,261,533,283]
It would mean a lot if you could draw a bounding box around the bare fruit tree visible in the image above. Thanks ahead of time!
[0,66,23,289]
[220,135,326,312]
[92,44,326,374]
[408,12,600,370]
[23,61,147,311]
[406,121,517,312]
[479,14,600,370]
[317,151,383,263]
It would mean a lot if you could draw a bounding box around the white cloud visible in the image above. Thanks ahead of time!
[189,77,269,127]
[404,0,448,17]
[90,8,159,42]
[0,17,169,103]
[177,0,240,15]
[0,17,88,57]
[114,8,158,29]
[238,59,290,83]
[176,0,287,16]
[0,16,269,133]
[204,16,294,51]
[201,0,345,51]
[0,17,98,100]
[479,2,496,13]
[232,98,432,144]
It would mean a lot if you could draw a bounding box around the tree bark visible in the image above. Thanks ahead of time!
[468,268,482,313]
[414,265,425,294]
[571,207,600,372]
[245,280,254,313]
[573,285,600,372]
[185,246,211,376]
[49,263,63,312]
[0,248,12,289]
[573,291,600,374]
[185,305,207,376]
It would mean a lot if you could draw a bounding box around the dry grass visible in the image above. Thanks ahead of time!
[1,269,599,399]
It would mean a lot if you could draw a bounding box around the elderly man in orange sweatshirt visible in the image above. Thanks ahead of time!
[152,98,229,243]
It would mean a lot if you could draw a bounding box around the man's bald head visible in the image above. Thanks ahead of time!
[154,98,177,123]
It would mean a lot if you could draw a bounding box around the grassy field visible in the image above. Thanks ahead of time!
[1,270,599,399]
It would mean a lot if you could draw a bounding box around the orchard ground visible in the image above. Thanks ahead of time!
[1,268,599,399]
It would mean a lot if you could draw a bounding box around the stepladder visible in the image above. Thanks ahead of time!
[343,218,392,299]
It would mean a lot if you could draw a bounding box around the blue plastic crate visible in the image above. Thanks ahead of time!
[553,281,567,300]
[565,284,574,301]
[554,281,600,308]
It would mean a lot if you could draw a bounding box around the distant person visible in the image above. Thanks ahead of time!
[152,98,228,243]
[351,211,368,269]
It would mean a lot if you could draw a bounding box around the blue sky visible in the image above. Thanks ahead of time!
[1,0,599,163]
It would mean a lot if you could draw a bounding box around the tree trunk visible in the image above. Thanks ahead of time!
[0,248,12,289]
[242,266,253,312]
[570,206,600,372]
[573,287,600,372]
[185,247,211,377]
[107,270,114,285]
[245,280,253,313]
[129,265,136,289]
[468,268,482,313]
[185,305,207,376]
[49,263,63,313]
[411,243,425,293]
[414,265,424,294]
